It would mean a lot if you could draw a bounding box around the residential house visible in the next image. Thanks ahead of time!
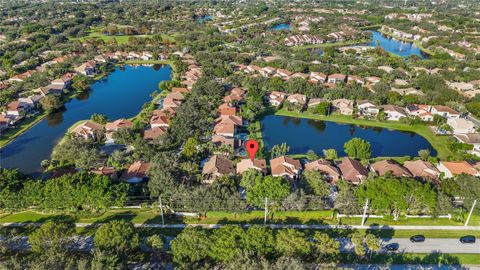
[382,105,407,121]
[371,160,412,177]
[223,88,245,103]
[331,99,354,115]
[276,69,293,79]
[405,104,433,121]
[310,72,327,83]
[447,118,476,134]
[51,73,74,89]
[290,73,309,80]
[214,122,235,138]
[218,103,237,116]
[211,134,238,150]
[347,75,364,85]
[357,101,379,116]
[92,167,118,178]
[286,94,307,106]
[307,98,326,108]
[431,105,460,118]
[268,91,288,107]
[236,159,267,174]
[454,133,480,155]
[391,87,424,96]
[338,157,369,184]
[366,76,381,85]
[71,121,103,140]
[270,156,302,179]
[403,160,440,181]
[150,110,172,128]
[123,161,150,183]
[304,159,341,182]
[143,126,168,142]
[18,95,42,110]
[327,74,346,84]
[105,119,133,142]
[437,161,479,178]
[34,84,64,97]
[260,66,276,77]
[6,101,26,116]
[75,61,96,76]
[202,155,235,183]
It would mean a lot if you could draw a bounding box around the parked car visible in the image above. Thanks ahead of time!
[384,243,399,251]
[460,235,476,244]
[410,235,425,243]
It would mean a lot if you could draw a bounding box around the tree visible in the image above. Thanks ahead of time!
[312,232,339,262]
[302,170,330,197]
[91,113,108,125]
[171,227,211,266]
[209,225,244,262]
[270,143,289,158]
[313,101,330,115]
[323,149,338,160]
[241,225,275,257]
[182,137,200,159]
[351,231,366,258]
[344,138,371,159]
[275,229,311,258]
[94,220,140,267]
[40,95,63,113]
[364,233,381,258]
[246,175,290,207]
[146,234,164,252]
[28,221,76,269]
[418,149,430,160]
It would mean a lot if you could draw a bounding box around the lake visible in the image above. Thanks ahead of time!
[367,31,427,59]
[272,23,291,31]
[261,115,436,157]
[1,65,172,174]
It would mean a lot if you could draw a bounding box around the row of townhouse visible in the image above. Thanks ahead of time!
[434,46,466,60]
[235,64,381,88]
[201,153,470,186]
[381,25,421,41]
[284,35,325,46]
[0,71,77,132]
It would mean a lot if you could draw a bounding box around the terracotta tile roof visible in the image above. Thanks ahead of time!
[236,159,267,174]
[371,160,412,177]
[403,160,440,180]
[92,167,117,176]
[123,161,150,181]
[143,126,168,141]
[105,119,133,131]
[270,156,302,178]
[304,159,341,181]
[338,157,368,184]
[202,155,235,179]
[440,161,478,176]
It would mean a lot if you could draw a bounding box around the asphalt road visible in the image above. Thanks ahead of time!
[3,236,479,254]
[338,238,480,254]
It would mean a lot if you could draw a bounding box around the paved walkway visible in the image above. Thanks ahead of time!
[2,222,480,230]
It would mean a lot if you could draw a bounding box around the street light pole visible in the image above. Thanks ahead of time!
[159,196,165,225]
[465,199,477,227]
[361,198,369,226]
[264,197,268,225]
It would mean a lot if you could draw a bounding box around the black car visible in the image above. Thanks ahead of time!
[460,235,476,244]
[410,235,426,243]
[385,243,399,251]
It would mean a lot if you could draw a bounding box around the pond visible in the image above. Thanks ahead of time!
[261,115,436,157]
[1,65,172,174]
[271,23,291,31]
[367,31,427,59]
[198,15,213,23]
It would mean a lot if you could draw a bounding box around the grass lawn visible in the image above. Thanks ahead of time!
[0,112,46,148]
[275,109,456,160]
[291,39,368,50]
[71,27,174,45]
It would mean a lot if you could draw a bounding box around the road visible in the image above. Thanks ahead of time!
[338,238,480,254]
[2,236,479,254]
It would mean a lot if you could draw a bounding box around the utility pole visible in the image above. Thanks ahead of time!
[264,197,268,225]
[465,199,477,227]
[361,198,369,226]
[159,196,165,225]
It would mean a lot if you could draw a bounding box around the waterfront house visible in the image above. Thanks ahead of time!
[405,104,433,121]
[447,118,476,134]
[71,121,103,140]
[75,61,96,76]
[371,160,412,177]
[270,156,302,180]
[94,55,107,63]
[331,99,354,115]
[403,160,440,181]
[268,91,288,107]
[211,134,238,150]
[172,87,190,94]
[105,118,133,143]
[0,114,13,131]
[304,159,341,182]
[307,98,326,108]
[6,101,26,116]
[18,95,42,110]
[123,161,150,183]
[236,158,267,175]
[286,94,307,106]
[357,101,379,116]
[151,110,172,128]
[202,155,235,184]
[338,157,368,185]
[454,133,480,156]
[51,73,74,89]
[382,105,407,121]
[437,161,479,178]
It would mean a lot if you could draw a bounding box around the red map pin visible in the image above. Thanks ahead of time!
[245,139,259,161]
